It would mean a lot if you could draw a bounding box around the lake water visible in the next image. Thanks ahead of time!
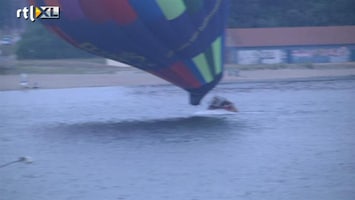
[1,77,355,200]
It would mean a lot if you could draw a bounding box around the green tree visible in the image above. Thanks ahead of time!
[228,0,355,28]
[16,24,93,59]
[0,0,11,29]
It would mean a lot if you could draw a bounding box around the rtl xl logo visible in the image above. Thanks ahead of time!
[17,6,60,22]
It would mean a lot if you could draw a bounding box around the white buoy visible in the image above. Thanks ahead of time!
[0,156,33,169]
[18,156,33,164]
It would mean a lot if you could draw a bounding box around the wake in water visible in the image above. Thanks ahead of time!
[193,109,238,117]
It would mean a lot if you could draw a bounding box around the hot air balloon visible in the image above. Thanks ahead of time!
[30,0,229,105]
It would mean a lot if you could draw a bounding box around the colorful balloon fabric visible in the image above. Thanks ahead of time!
[30,0,229,105]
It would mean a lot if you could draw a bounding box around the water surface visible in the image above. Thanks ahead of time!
[1,77,355,200]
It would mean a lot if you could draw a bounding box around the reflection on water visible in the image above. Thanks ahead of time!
[44,116,240,144]
[57,116,233,133]
[1,77,355,200]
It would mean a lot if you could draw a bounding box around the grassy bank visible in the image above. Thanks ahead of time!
[0,58,135,75]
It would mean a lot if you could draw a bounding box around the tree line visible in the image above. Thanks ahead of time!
[1,0,354,59]
[228,0,355,28]
[1,0,355,29]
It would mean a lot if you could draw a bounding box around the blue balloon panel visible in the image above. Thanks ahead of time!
[31,0,229,105]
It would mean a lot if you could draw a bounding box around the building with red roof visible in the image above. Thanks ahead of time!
[225,26,355,64]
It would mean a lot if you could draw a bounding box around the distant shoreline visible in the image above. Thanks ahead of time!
[1,66,355,91]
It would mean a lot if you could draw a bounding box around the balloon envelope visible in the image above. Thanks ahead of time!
[31,0,229,105]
